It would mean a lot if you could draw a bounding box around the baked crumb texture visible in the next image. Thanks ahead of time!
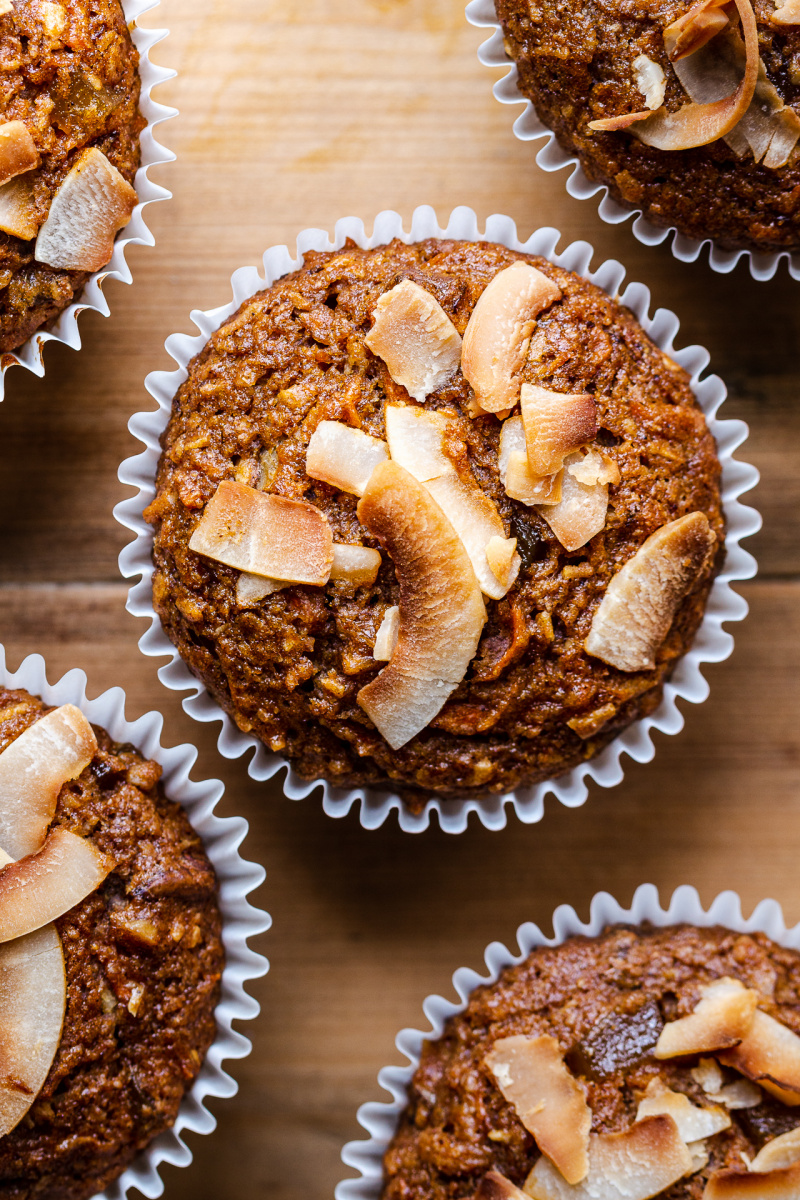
[147,239,724,807]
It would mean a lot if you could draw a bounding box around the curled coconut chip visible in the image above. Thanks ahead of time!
[485,1035,590,1185]
[748,1127,800,1173]
[636,1078,731,1141]
[0,703,97,861]
[692,1058,762,1108]
[373,605,400,661]
[35,146,137,272]
[385,404,521,600]
[634,54,668,108]
[0,121,39,187]
[671,26,800,168]
[476,1171,530,1200]
[499,416,562,506]
[0,172,38,239]
[589,0,759,151]
[461,261,562,414]
[524,1115,694,1200]
[537,451,613,553]
[0,828,112,943]
[519,384,597,477]
[585,511,715,672]
[718,1010,800,1104]
[364,279,462,403]
[665,0,735,62]
[355,460,486,750]
[189,479,334,586]
[0,924,66,1137]
[305,421,388,496]
[655,977,758,1059]
[703,1162,800,1197]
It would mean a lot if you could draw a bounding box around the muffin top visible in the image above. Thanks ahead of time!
[495,0,800,254]
[0,0,143,352]
[383,924,800,1200]
[0,688,223,1200]
[146,238,723,806]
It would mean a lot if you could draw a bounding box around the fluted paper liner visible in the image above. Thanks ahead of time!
[0,646,269,1200]
[0,0,176,401]
[115,205,760,834]
[336,884,800,1200]
[466,0,800,282]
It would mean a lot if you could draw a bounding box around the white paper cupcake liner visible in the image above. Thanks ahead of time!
[0,0,177,402]
[466,0,800,282]
[0,644,270,1200]
[114,205,760,835]
[336,883,799,1200]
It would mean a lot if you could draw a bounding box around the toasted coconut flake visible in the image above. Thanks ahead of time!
[373,606,400,661]
[0,924,66,1137]
[364,279,462,403]
[665,0,734,61]
[673,27,800,167]
[306,421,389,496]
[477,1171,530,1200]
[34,147,137,272]
[693,1058,726,1094]
[717,1080,763,1108]
[590,0,758,149]
[485,1035,590,1184]
[655,978,758,1059]
[384,403,454,482]
[585,511,716,672]
[189,479,334,585]
[689,1140,710,1173]
[719,1010,800,1104]
[356,461,486,749]
[329,543,382,586]
[773,0,800,23]
[499,416,562,506]
[0,2,12,13]
[461,262,562,414]
[749,1128,800,1173]
[486,535,518,587]
[634,54,668,107]
[0,172,39,239]
[236,572,286,605]
[568,449,620,486]
[637,1078,731,1142]
[0,828,112,943]
[519,384,597,477]
[703,1163,800,1197]
[0,122,39,187]
[537,452,609,553]
[524,1115,694,1200]
[386,404,521,599]
[0,704,97,861]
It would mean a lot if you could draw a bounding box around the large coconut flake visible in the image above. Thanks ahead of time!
[655,977,758,1059]
[305,421,389,496]
[364,279,462,402]
[0,828,113,942]
[0,121,39,187]
[35,147,137,272]
[718,1010,800,1105]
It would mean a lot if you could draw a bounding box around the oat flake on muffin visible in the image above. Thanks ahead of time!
[145,238,724,808]
[494,0,800,254]
[382,924,800,1200]
[0,0,144,352]
[0,687,223,1200]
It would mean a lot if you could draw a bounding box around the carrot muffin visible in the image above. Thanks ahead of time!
[145,238,724,807]
[0,687,223,1200]
[384,923,800,1200]
[0,0,144,352]
[494,0,800,254]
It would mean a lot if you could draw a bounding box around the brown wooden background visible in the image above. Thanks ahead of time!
[0,0,799,1196]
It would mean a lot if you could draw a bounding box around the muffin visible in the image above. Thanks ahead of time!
[493,0,800,255]
[0,0,144,352]
[0,686,224,1200]
[383,923,800,1200]
[144,237,724,807]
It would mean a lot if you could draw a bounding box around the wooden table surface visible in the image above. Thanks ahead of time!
[1,0,799,1196]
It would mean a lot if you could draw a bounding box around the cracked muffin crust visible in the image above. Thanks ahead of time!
[0,687,223,1200]
[145,238,724,807]
[495,0,800,254]
[0,0,143,351]
[382,924,800,1200]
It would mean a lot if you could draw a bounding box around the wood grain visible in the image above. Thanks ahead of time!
[0,1,797,1198]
